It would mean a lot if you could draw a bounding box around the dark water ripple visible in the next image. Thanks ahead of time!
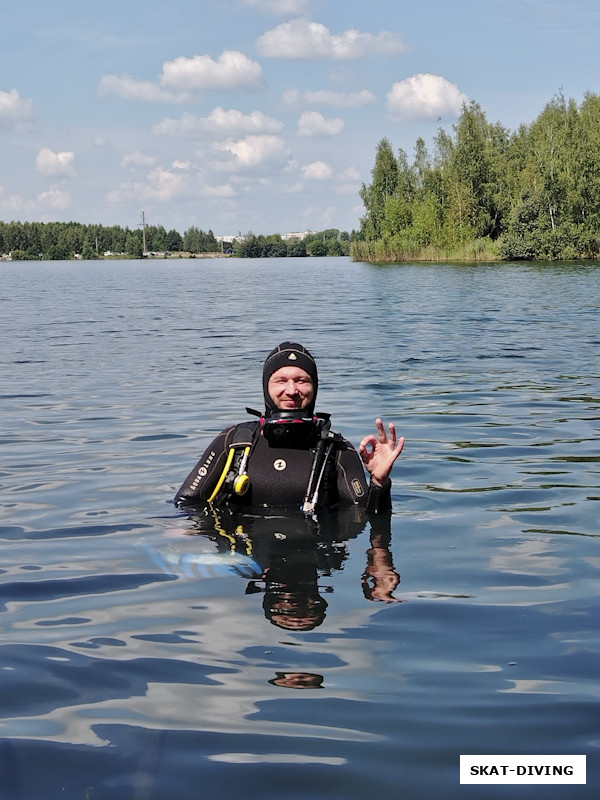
[1,259,599,799]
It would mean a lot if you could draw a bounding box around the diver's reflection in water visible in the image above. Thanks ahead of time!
[361,518,402,603]
[269,672,324,689]
[257,549,330,631]
[163,506,402,632]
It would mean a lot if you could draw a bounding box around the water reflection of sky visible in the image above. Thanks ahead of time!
[1,259,599,797]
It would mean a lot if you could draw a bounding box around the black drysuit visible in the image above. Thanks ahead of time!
[174,422,391,513]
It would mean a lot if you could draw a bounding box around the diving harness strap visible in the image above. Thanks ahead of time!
[301,426,342,515]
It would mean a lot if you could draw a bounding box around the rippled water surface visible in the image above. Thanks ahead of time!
[1,257,599,799]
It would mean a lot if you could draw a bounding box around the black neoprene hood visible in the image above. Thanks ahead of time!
[262,342,318,416]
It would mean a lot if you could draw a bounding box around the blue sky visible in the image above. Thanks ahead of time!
[1,0,599,237]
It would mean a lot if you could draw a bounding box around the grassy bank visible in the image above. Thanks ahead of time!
[351,237,502,263]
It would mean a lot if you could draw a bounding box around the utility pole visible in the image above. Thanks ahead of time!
[140,211,147,253]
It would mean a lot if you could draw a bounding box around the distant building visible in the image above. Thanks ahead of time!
[215,230,315,243]
[281,230,315,241]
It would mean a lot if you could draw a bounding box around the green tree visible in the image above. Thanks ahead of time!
[166,228,183,251]
[412,191,442,245]
[448,101,498,238]
[288,240,307,257]
[527,93,569,234]
[183,226,199,252]
[44,242,72,260]
[125,230,143,258]
[82,236,99,259]
[412,137,432,195]
[237,233,261,258]
[310,240,328,256]
[327,239,344,256]
[147,225,167,251]
[381,148,415,237]
[360,138,399,239]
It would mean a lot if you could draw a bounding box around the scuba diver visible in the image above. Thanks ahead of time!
[174,342,405,514]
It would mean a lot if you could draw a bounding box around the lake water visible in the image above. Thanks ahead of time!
[1,257,598,799]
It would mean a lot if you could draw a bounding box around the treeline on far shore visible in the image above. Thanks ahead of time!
[0,220,356,261]
[354,91,600,263]
[235,230,354,258]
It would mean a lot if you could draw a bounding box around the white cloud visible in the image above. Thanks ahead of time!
[291,162,361,194]
[284,88,377,108]
[37,187,71,210]
[100,50,263,104]
[243,0,311,15]
[120,150,157,169]
[297,110,344,137]
[0,89,34,127]
[200,182,237,198]
[284,181,304,194]
[160,51,264,91]
[282,89,301,106]
[99,74,191,104]
[0,187,24,212]
[301,161,334,180]
[107,166,190,204]
[256,19,406,60]
[281,89,302,106]
[213,134,290,170]
[108,162,237,205]
[335,182,360,195]
[154,107,283,138]
[386,73,468,121]
[338,166,361,181]
[36,148,76,178]
[140,166,188,201]
[302,204,336,228]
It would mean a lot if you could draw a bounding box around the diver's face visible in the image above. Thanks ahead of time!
[268,366,315,410]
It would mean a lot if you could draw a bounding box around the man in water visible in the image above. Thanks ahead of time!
[174,341,404,513]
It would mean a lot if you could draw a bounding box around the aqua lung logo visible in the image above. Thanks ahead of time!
[288,353,297,360]
[190,451,216,490]
[273,459,287,471]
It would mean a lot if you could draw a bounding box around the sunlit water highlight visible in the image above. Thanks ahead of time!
[1,257,599,799]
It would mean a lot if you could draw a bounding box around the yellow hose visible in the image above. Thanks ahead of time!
[207,447,236,503]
